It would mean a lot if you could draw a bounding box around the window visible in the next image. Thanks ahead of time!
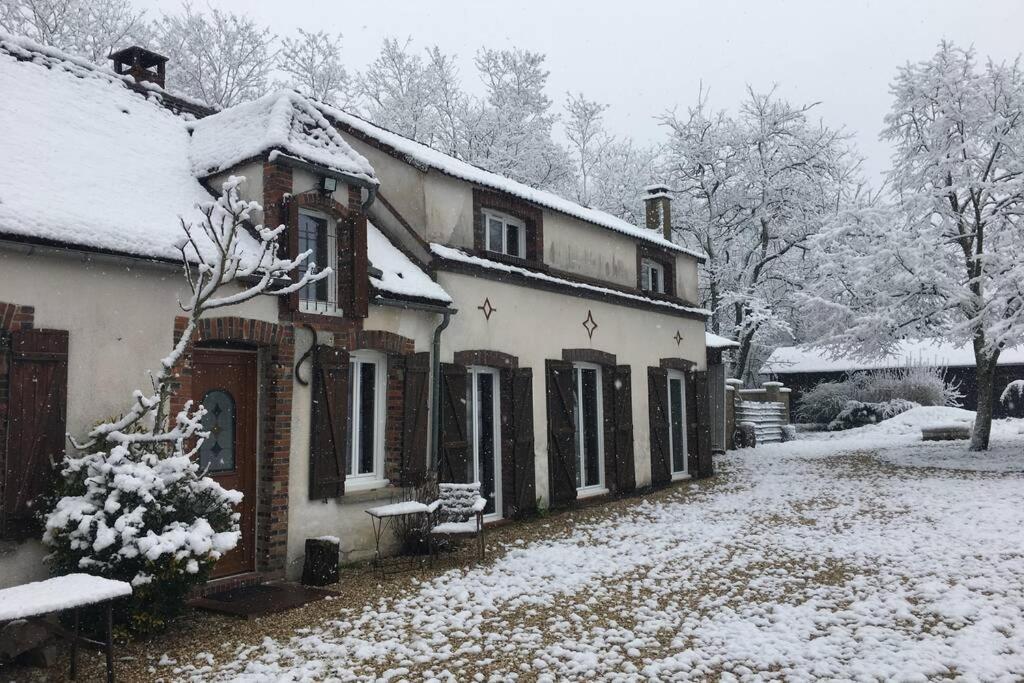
[345,350,386,488]
[573,362,605,495]
[667,370,688,479]
[298,211,339,314]
[640,257,665,294]
[483,209,526,259]
[466,366,502,518]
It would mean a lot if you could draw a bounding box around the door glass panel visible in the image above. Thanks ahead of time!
[199,389,235,473]
[465,378,476,483]
[358,361,376,475]
[576,367,601,488]
[670,378,686,473]
[477,372,496,514]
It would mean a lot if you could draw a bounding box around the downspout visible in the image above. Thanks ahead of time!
[373,298,457,472]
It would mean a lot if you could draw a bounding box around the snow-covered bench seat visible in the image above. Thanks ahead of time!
[922,424,971,441]
[0,574,132,682]
[427,483,487,562]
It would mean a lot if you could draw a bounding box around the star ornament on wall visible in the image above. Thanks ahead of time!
[674,330,683,346]
[582,310,598,339]
[478,297,496,320]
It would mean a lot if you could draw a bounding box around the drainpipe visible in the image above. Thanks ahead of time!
[373,298,457,471]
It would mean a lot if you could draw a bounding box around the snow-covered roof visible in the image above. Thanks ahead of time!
[319,105,707,261]
[368,222,451,305]
[762,340,1024,375]
[431,244,709,317]
[188,90,376,183]
[706,332,740,349]
[0,33,219,260]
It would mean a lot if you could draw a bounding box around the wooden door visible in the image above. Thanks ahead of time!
[192,348,257,578]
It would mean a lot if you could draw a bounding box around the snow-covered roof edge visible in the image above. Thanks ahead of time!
[706,332,740,349]
[431,244,709,318]
[367,222,451,305]
[761,340,1024,375]
[0,31,214,115]
[318,105,707,262]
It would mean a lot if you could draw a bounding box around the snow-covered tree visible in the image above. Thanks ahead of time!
[357,37,439,143]
[0,0,148,63]
[43,177,328,632]
[564,92,610,205]
[152,3,274,107]
[801,43,1024,451]
[277,28,350,106]
[663,87,862,381]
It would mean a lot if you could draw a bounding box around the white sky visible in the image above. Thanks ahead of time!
[139,0,1024,184]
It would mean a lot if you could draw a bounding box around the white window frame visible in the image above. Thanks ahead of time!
[667,369,689,480]
[345,349,388,490]
[467,365,503,520]
[482,209,527,259]
[641,257,665,294]
[573,362,606,497]
[298,209,341,316]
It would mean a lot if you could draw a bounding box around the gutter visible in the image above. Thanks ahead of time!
[273,153,379,210]
[374,297,457,473]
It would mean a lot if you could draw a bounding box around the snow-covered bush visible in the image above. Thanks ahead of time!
[41,177,328,635]
[826,399,918,431]
[798,365,961,425]
[1000,380,1024,409]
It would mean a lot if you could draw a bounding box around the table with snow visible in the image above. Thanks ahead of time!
[0,573,132,682]
[365,500,432,577]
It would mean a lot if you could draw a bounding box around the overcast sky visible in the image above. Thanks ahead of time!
[140,0,1024,184]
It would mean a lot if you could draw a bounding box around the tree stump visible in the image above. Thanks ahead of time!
[301,537,340,586]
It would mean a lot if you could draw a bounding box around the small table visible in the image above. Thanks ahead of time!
[0,574,132,682]
[365,501,432,577]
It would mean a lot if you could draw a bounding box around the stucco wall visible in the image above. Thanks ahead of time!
[282,304,438,580]
[436,270,706,504]
[0,245,278,588]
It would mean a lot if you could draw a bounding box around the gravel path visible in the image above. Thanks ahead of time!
[17,432,1024,682]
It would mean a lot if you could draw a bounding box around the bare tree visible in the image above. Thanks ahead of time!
[0,0,148,63]
[277,28,350,106]
[152,2,274,107]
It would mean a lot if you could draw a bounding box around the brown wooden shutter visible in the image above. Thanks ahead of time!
[648,366,671,488]
[610,365,636,494]
[686,372,699,476]
[401,352,430,486]
[309,345,348,499]
[438,362,468,483]
[502,367,536,518]
[545,359,577,506]
[694,370,714,478]
[3,330,68,539]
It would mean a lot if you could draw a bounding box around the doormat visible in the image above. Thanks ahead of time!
[190,583,331,619]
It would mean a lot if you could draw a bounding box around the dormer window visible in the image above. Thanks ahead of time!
[483,209,526,259]
[298,210,339,314]
[640,257,665,294]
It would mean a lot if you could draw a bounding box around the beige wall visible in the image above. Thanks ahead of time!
[436,271,706,504]
[282,304,439,579]
[0,245,278,588]
[335,131,704,304]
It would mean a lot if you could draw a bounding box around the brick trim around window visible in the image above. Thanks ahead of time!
[170,316,295,579]
[473,188,544,266]
[0,302,35,540]
[660,357,696,372]
[637,244,676,298]
[454,349,519,369]
[354,330,416,484]
[562,348,617,367]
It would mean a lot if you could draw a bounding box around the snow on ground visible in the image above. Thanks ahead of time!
[174,411,1024,682]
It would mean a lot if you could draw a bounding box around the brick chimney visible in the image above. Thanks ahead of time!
[644,184,672,240]
[110,46,168,88]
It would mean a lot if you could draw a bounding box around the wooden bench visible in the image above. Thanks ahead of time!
[0,574,132,682]
[427,483,487,562]
[921,424,971,441]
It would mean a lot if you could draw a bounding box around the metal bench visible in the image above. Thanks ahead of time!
[0,573,132,682]
[427,483,487,562]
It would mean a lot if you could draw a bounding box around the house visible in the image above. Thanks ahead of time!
[761,341,1024,420]
[0,35,720,591]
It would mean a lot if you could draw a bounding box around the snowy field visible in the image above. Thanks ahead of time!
[169,408,1024,682]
